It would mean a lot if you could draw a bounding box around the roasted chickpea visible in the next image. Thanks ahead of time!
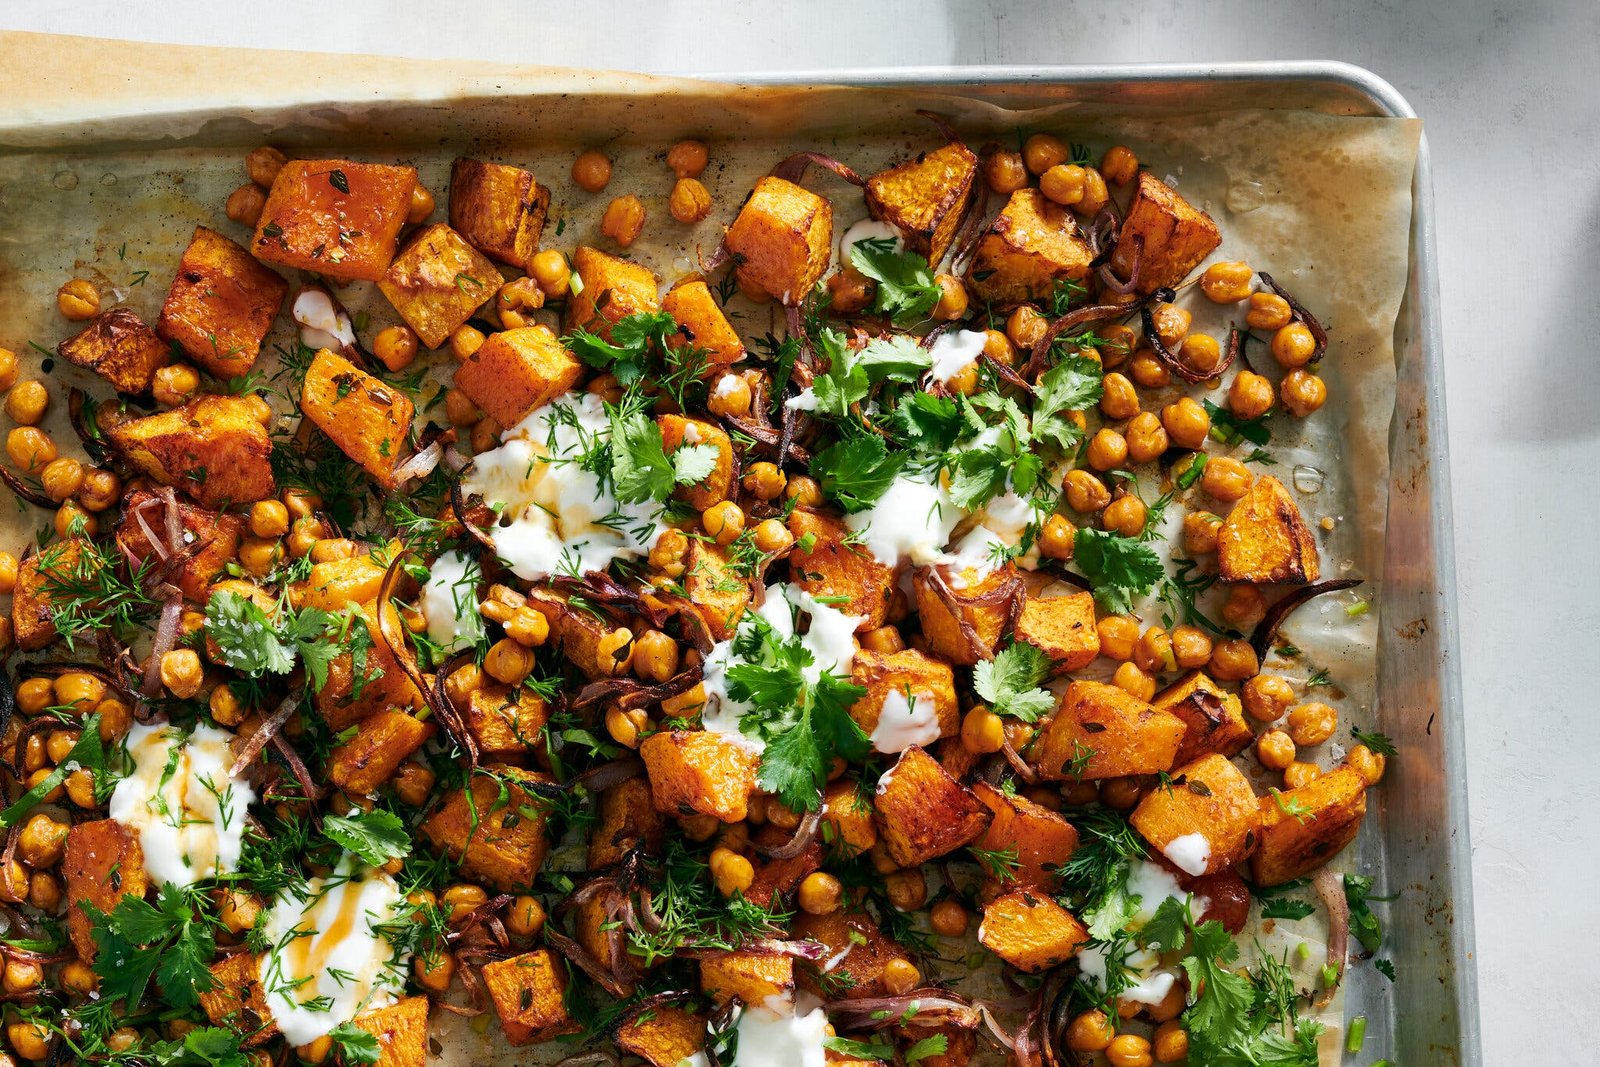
[7,1020,51,1061]
[1106,1033,1154,1067]
[282,488,322,520]
[631,630,680,685]
[45,730,76,765]
[296,1037,332,1065]
[216,888,261,935]
[785,474,823,509]
[530,249,571,298]
[1120,412,1166,465]
[1022,133,1068,174]
[1153,1021,1189,1063]
[1113,661,1157,701]
[666,139,709,178]
[1039,163,1086,206]
[885,868,927,911]
[961,706,1005,755]
[932,274,969,321]
[706,373,752,419]
[53,501,94,540]
[245,145,286,187]
[1242,674,1295,722]
[882,958,920,996]
[1221,584,1267,629]
[743,461,787,501]
[1281,369,1327,417]
[373,325,419,373]
[392,762,435,808]
[572,149,612,192]
[57,278,100,320]
[413,951,456,994]
[59,958,99,996]
[22,876,55,915]
[484,638,535,686]
[1103,494,1147,538]
[5,380,48,426]
[649,528,690,577]
[983,149,1028,194]
[1065,470,1111,513]
[1098,323,1136,369]
[597,627,636,677]
[1209,638,1259,681]
[449,324,485,361]
[1229,370,1275,419]
[1097,615,1139,661]
[795,871,843,915]
[586,372,624,404]
[504,606,550,649]
[1101,145,1139,184]
[668,178,712,224]
[17,815,67,869]
[1065,1009,1114,1053]
[1099,372,1141,421]
[982,328,1016,366]
[1201,261,1253,303]
[1246,291,1292,331]
[500,895,546,939]
[286,517,325,558]
[600,194,646,246]
[1086,428,1128,472]
[1006,305,1048,350]
[945,361,979,396]
[1256,729,1295,770]
[161,649,204,699]
[1287,701,1338,746]
[701,500,745,545]
[1150,304,1191,349]
[237,537,279,577]
[861,626,904,655]
[442,883,489,925]
[407,184,435,224]
[1200,455,1253,502]
[16,677,52,715]
[752,518,793,555]
[0,552,16,596]
[1128,347,1172,389]
[1146,981,1187,1023]
[1077,167,1110,215]
[39,457,83,503]
[1160,397,1210,451]
[95,697,131,744]
[225,182,267,227]
[248,499,290,540]
[1346,743,1388,785]
[1283,760,1320,789]
[1270,322,1317,368]
[929,897,969,937]
[1038,513,1076,560]
[1135,625,1174,674]
[1182,510,1222,555]
[1171,625,1214,669]
[710,848,755,897]
[1180,333,1221,375]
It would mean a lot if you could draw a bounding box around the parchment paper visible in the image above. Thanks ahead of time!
[0,31,1419,1065]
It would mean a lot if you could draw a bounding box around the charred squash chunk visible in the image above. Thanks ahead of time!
[482,949,579,1045]
[662,279,745,367]
[847,647,959,749]
[326,709,433,796]
[978,889,1089,973]
[115,489,241,602]
[821,778,878,859]
[63,819,147,960]
[315,610,424,730]
[787,508,894,632]
[105,394,275,509]
[617,1004,708,1067]
[156,225,288,378]
[301,349,414,488]
[1109,171,1221,294]
[13,539,94,652]
[198,952,277,1047]
[448,157,551,268]
[680,538,751,642]
[377,223,504,349]
[1033,680,1187,781]
[700,950,794,1006]
[522,585,621,680]
[912,562,1018,666]
[461,681,549,761]
[350,996,430,1067]
[1155,671,1254,767]
[420,768,551,892]
[1130,753,1261,876]
[1251,765,1368,887]
[1013,573,1100,672]
[587,777,665,868]
[864,141,979,267]
[724,176,833,305]
[566,245,660,338]
[1217,475,1320,584]
[639,729,760,823]
[971,780,1079,889]
[792,908,908,999]
[874,745,991,866]
[658,414,735,511]
[57,307,171,394]
[965,189,1094,307]
[746,821,824,908]
[453,324,582,429]
[287,554,387,612]
[253,159,417,282]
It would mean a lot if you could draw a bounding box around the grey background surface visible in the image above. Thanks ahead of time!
[4,0,1595,1059]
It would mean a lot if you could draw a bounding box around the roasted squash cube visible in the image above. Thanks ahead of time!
[663,279,745,367]
[1154,671,1254,767]
[1251,765,1368,887]
[640,729,760,823]
[864,141,979,267]
[912,562,1018,666]
[874,745,991,866]
[679,539,752,643]
[965,189,1093,307]
[420,768,551,891]
[106,394,274,509]
[724,176,833,305]
[63,819,147,960]
[116,489,241,602]
[377,223,504,349]
[13,539,86,652]
[448,157,551,268]
[327,709,433,796]
[287,554,387,613]
[587,776,666,868]
[522,585,618,679]
[483,949,578,1045]
[1034,681,1187,781]
[787,508,893,631]
[462,681,549,760]
[301,349,414,487]
[700,950,794,1007]
[1130,753,1261,876]
[454,324,582,429]
[157,226,288,378]
[253,159,417,282]
[57,307,171,394]
[792,908,908,1000]
[747,821,824,908]
[350,996,429,1067]
[1014,574,1100,672]
[978,890,1089,972]
[574,892,628,987]
[847,647,959,750]
[565,245,660,338]
[314,607,424,730]
[198,952,277,1046]
[821,778,878,859]
[617,1004,708,1067]
[972,781,1079,889]
[1217,475,1321,584]
[658,414,735,511]
[1110,171,1221,294]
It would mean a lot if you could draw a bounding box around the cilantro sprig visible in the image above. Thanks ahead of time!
[848,237,942,325]
[205,590,370,690]
[806,329,930,420]
[322,809,411,868]
[85,883,217,1013]
[810,434,909,512]
[973,641,1055,722]
[562,310,680,385]
[1072,528,1164,615]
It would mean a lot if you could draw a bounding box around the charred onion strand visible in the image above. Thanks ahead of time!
[770,151,866,187]
[1140,286,1228,385]
[981,350,1033,391]
[916,109,962,144]
[544,928,632,998]
[140,595,184,698]
[1025,303,1129,382]
[999,736,1038,784]
[448,466,499,556]
[755,807,821,860]
[1249,578,1364,661]
[825,989,981,1030]
[572,665,705,713]
[0,467,52,510]
[1257,272,1329,363]
[392,439,444,484]
[269,733,322,803]
[1097,234,1141,295]
[1313,866,1350,1007]
[228,691,302,779]
[378,551,479,767]
[553,1053,621,1067]
[1086,204,1123,265]
[66,388,112,465]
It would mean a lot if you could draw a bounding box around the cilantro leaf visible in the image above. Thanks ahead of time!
[1138,896,1191,954]
[672,442,721,486]
[825,1036,896,1061]
[1180,919,1254,1045]
[889,390,976,456]
[1374,957,1396,981]
[87,883,215,1012]
[808,330,930,419]
[810,435,909,512]
[176,1028,251,1067]
[972,641,1055,722]
[608,408,675,504]
[848,238,941,325]
[562,310,679,385]
[1073,528,1164,614]
[1259,897,1316,921]
[206,590,294,675]
[904,1034,950,1063]
[1032,354,1104,447]
[329,1022,382,1065]
[322,810,411,867]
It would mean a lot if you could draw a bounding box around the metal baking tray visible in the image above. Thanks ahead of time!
[0,49,1475,1067]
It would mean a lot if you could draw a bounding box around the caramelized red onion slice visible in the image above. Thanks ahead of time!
[140,595,185,698]
[754,807,821,861]
[572,664,704,713]
[392,439,444,484]
[1313,866,1350,1006]
[1096,234,1142,295]
[999,736,1038,784]
[824,989,981,1030]
[67,387,112,465]
[226,690,304,779]
[544,928,632,998]
[1139,286,1229,385]
[1249,578,1364,661]
[770,152,866,187]
[1025,303,1129,382]
[0,467,52,510]
[448,464,499,556]
[1257,272,1328,363]
[554,1053,621,1067]
[916,109,962,144]
[269,732,322,803]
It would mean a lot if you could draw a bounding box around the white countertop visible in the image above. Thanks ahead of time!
[6,0,1594,1059]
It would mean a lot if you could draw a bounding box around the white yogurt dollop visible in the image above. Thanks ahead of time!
[869,687,942,753]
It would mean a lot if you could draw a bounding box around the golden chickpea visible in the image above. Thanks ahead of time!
[19,735,45,776]
[1182,511,1222,555]
[1099,372,1141,421]
[1038,513,1076,560]
[1246,291,1292,331]
[1287,701,1338,746]
[707,373,752,418]
[1150,304,1191,349]
[1040,163,1087,206]
[1135,625,1174,674]
[793,871,842,915]
[449,324,485,362]
[0,552,16,596]
[883,958,921,996]
[296,1036,332,1065]
[1200,261,1253,303]
[649,528,690,577]
[404,183,435,225]
[1180,333,1222,375]
[668,178,712,224]
[711,849,755,897]
[1006,305,1048,350]
[666,139,709,179]
[1097,615,1139,661]
[586,373,623,404]
[786,474,823,509]
[601,194,646,246]
[7,1020,50,1061]
[1281,369,1328,417]
[885,868,927,911]
[443,387,481,426]
[1270,322,1316,368]
[1229,370,1275,419]
[1283,761,1320,789]
[1106,1033,1154,1067]
[1171,625,1214,669]
[1101,145,1139,185]
[932,274,969,321]
[152,363,199,407]
[929,897,969,937]
[1119,412,1166,466]
[1346,743,1388,785]
[1102,494,1146,538]
[1065,1009,1115,1053]
[225,182,267,227]
[1200,455,1253,502]
[742,461,787,501]
[244,145,286,187]
[597,627,636,677]
[1209,637,1259,681]
[392,762,435,807]
[77,468,119,513]
[1086,428,1128,472]
[1256,729,1295,771]
[572,149,613,192]
[1160,397,1210,451]
[1077,167,1110,215]
[982,328,1016,366]
[59,958,99,996]
[1153,1021,1189,1063]
[442,883,489,925]
[16,677,53,715]
[530,249,571,298]
[1222,584,1267,629]
[39,457,83,504]
[5,381,48,426]
[825,266,872,314]
[237,537,280,578]
[484,638,534,686]
[961,706,1005,755]
[945,362,980,396]
[286,517,325,558]
[17,815,67,869]
[161,649,204,699]
[503,606,550,649]
[281,488,321,520]
[1023,133,1069,175]
[1113,661,1156,701]
[983,150,1028,193]
[502,895,546,939]
[752,518,793,555]
[208,685,245,729]
[63,768,93,810]
[1242,675,1295,723]
[0,349,16,392]
[1128,348,1171,389]
[215,888,261,935]
[246,499,288,540]
[1146,981,1187,1023]
[53,501,94,540]
[413,951,456,994]
[701,500,745,545]
[371,324,419,373]
[631,629,680,685]
[45,730,76,765]
[57,278,100,321]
